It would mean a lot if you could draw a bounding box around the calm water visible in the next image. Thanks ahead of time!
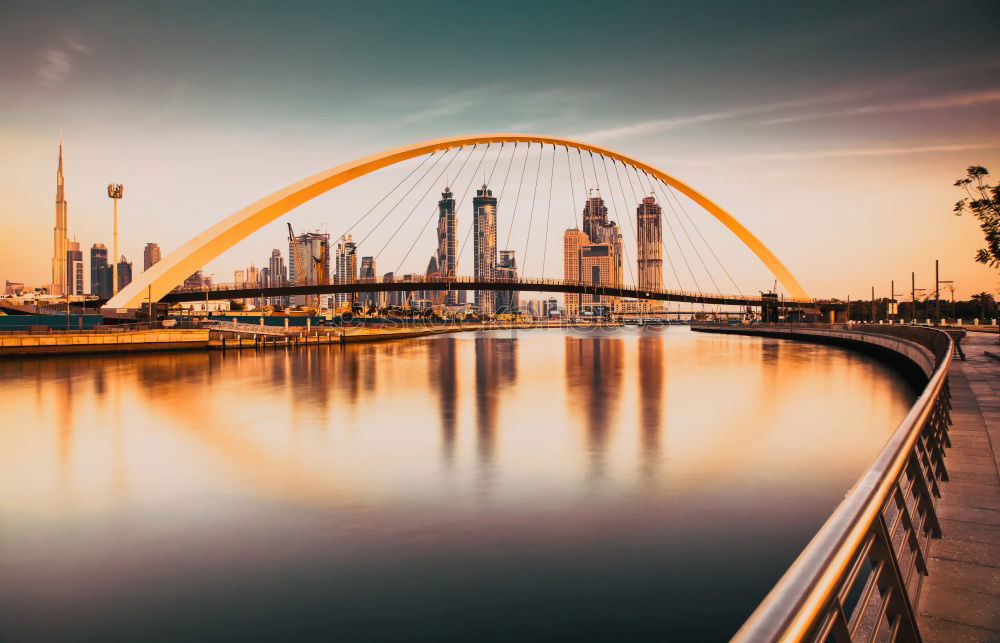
[0,327,915,641]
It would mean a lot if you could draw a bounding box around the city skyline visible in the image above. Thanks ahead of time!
[2,0,999,300]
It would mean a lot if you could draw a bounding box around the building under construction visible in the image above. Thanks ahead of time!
[287,227,330,307]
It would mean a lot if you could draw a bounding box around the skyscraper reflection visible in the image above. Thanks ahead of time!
[637,333,664,484]
[564,334,624,482]
[431,337,459,465]
[474,335,517,469]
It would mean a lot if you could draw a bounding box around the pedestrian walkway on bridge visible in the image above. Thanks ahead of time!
[918,331,1000,640]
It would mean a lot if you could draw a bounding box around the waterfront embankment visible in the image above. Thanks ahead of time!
[0,319,623,357]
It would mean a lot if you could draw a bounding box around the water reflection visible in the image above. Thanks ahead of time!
[638,333,664,485]
[431,337,458,464]
[0,328,916,641]
[565,334,624,482]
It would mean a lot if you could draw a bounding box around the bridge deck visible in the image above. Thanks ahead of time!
[917,331,1000,640]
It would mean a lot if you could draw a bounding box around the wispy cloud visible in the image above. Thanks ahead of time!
[573,88,870,143]
[745,142,998,161]
[36,34,90,87]
[762,88,1000,125]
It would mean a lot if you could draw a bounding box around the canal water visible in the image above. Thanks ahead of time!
[0,327,915,641]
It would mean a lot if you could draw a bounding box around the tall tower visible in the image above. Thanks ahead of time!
[90,243,111,298]
[436,186,458,305]
[52,137,69,295]
[107,183,123,293]
[563,228,588,317]
[496,250,518,314]
[636,195,664,296]
[143,243,162,272]
[580,189,623,288]
[473,184,497,314]
[581,190,608,243]
[334,234,357,308]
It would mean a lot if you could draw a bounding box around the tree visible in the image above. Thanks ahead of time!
[952,166,1000,269]
[971,292,996,320]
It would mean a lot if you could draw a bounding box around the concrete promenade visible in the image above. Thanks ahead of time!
[918,331,1000,640]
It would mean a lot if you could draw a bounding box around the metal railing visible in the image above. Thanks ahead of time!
[727,324,952,642]
[166,276,816,307]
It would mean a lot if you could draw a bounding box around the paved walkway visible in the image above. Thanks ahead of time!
[918,331,1000,640]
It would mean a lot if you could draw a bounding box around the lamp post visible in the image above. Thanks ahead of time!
[911,271,926,323]
[107,184,123,294]
[935,259,953,325]
[890,280,902,324]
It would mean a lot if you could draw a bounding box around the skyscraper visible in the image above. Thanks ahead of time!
[90,243,112,298]
[473,184,497,314]
[436,186,458,305]
[334,234,357,307]
[267,248,288,307]
[563,190,624,317]
[268,249,287,287]
[65,240,83,296]
[580,190,623,285]
[636,195,664,308]
[496,250,518,314]
[288,231,330,306]
[581,243,616,314]
[563,228,588,317]
[358,256,378,308]
[582,191,608,243]
[52,137,69,295]
[143,243,162,272]
[117,256,133,290]
[383,272,398,307]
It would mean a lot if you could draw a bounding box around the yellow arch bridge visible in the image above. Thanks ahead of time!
[106,134,810,313]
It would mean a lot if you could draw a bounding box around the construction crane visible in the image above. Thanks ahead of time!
[287,223,308,286]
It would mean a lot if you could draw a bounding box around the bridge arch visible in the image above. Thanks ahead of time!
[106,134,808,310]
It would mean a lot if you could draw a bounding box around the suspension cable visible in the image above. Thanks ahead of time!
[661,181,750,306]
[521,143,544,274]
[648,174,722,298]
[358,148,452,248]
[394,144,487,275]
[540,144,556,277]
[456,142,518,267]
[565,146,580,229]
[596,153,635,288]
[374,145,466,261]
[334,152,437,244]
[634,165,702,298]
[502,142,533,250]
[599,153,636,287]
[618,160,682,310]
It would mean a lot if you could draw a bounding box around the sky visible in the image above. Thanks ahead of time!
[1,0,998,301]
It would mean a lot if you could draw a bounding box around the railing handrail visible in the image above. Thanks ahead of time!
[167,275,816,305]
[731,324,953,641]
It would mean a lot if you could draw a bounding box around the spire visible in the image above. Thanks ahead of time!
[58,130,63,173]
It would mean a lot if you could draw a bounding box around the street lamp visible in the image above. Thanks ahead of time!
[911,272,926,323]
[890,280,903,324]
[107,183,123,294]
[935,259,953,324]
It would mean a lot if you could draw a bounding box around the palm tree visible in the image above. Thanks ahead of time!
[971,292,995,320]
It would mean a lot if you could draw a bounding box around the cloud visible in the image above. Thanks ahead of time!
[399,84,595,127]
[745,142,998,161]
[36,34,91,87]
[762,88,1000,125]
[402,85,507,124]
[572,88,870,143]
